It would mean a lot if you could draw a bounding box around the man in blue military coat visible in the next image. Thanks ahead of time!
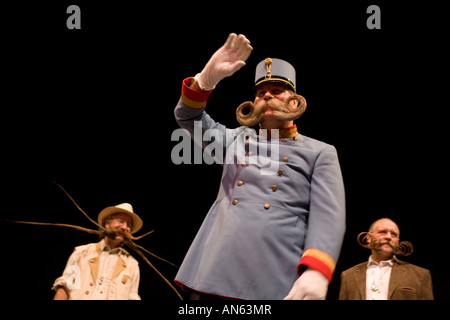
[173,33,346,300]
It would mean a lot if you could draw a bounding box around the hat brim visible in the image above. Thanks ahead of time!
[253,77,296,93]
[98,206,143,234]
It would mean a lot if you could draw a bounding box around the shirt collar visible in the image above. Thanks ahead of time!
[367,255,394,267]
[99,239,126,255]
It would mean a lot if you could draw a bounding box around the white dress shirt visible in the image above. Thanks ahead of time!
[366,256,393,300]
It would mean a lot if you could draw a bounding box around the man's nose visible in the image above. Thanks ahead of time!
[384,232,393,240]
[264,91,273,100]
[117,221,128,229]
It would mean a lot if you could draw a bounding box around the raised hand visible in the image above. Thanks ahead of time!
[195,33,253,91]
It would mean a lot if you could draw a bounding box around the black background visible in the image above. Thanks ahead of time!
[2,0,448,315]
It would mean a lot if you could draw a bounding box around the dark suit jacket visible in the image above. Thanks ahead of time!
[339,258,434,300]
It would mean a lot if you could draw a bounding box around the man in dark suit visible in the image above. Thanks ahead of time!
[339,218,433,300]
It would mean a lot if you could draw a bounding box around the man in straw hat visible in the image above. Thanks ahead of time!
[173,33,345,299]
[52,203,143,300]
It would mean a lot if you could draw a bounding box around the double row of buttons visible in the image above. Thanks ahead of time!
[231,156,289,209]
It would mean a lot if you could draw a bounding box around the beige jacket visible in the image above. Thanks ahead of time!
[53,240,140,300]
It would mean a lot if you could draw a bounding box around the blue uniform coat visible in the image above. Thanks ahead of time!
[173,78,345,299]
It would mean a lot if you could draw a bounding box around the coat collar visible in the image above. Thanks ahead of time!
[258,124,299,139]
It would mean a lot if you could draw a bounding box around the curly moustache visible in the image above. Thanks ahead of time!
[236,94,307,127]
[357,232,414,256]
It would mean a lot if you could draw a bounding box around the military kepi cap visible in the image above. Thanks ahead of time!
[254,58,296,92]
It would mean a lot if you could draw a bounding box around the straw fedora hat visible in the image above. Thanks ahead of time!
[97,203,143,234]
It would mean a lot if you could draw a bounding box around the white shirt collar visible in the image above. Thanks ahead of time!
[367,255,394,267]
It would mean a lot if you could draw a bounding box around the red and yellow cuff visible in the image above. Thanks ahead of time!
[181,77,212,109]
[298,248,336,282]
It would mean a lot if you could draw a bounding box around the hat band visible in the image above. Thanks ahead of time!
[254,76,296,92]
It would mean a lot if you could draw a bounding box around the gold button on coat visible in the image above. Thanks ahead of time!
[272,185,278,191]
[232,199,238,205]
[264,203,270,209]
[277,169,283,175]
[283,157,289,162]
[237,180,244,186]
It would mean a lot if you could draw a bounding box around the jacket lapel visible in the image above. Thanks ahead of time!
[354,263,367,299]
[112,257,127,280]
[89,241,103,283]
[388,259,407,299]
